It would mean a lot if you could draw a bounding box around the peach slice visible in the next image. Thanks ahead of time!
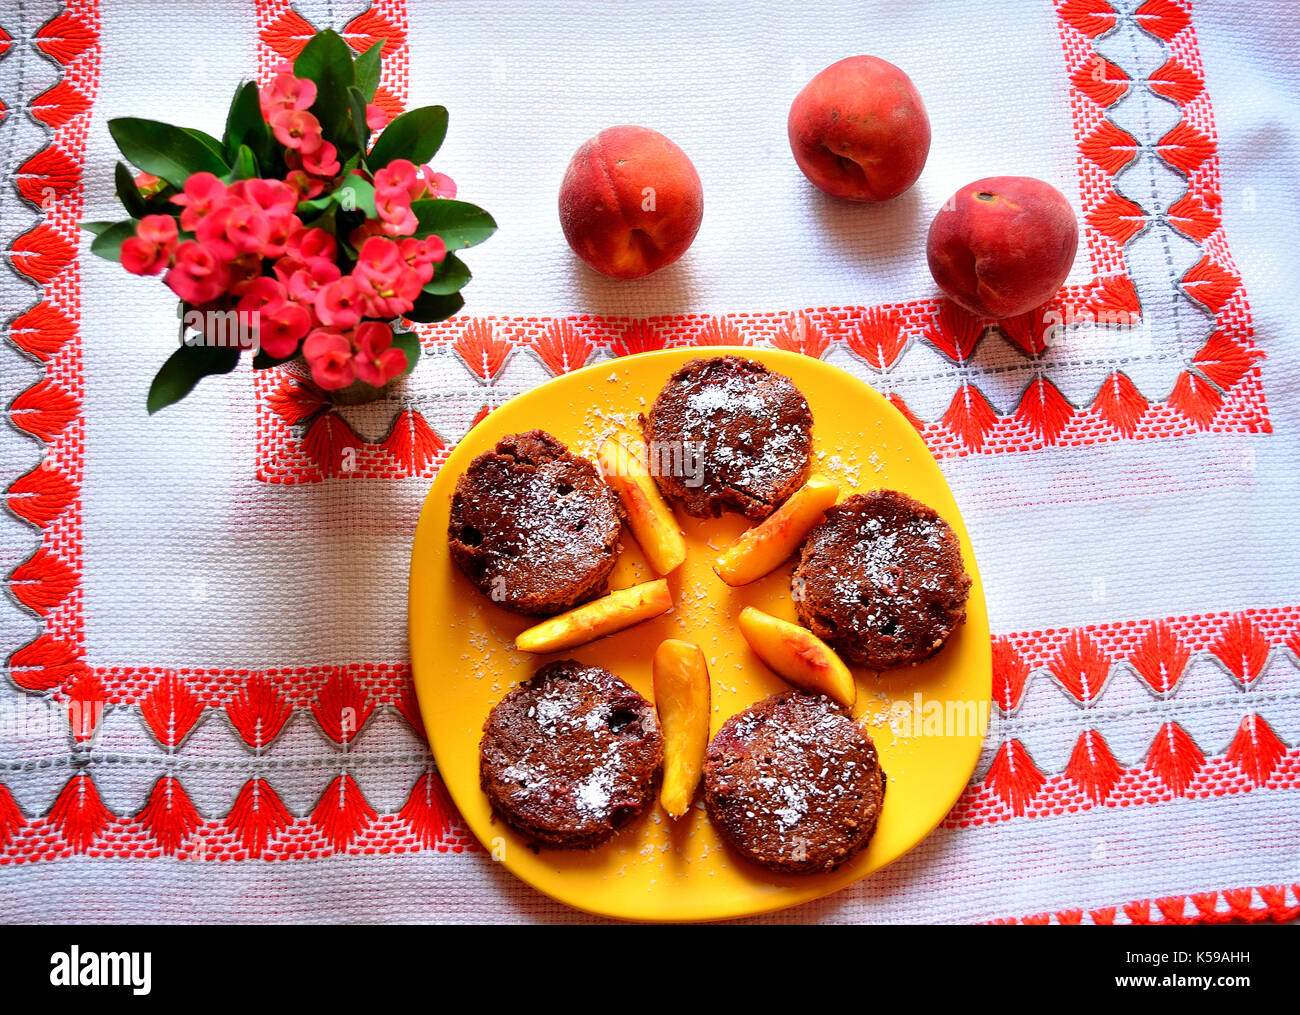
[597,432,687,576]
[713,475,840,586]
[652,639,711,818]
[515,578,672,653]
[737,606,856,708]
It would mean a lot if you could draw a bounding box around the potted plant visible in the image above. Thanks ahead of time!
[84,29,495,412]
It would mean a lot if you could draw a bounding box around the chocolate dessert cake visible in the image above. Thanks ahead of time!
[792,489,970,668]
[703,691,885,874]
[479,660,663,849]
[642,356,813,519]
[448,430,622,616]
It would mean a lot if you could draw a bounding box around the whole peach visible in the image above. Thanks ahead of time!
[787,56,931,202]
[926,176,1079,318]
[558,125,704,280]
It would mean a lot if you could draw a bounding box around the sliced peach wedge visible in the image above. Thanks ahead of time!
[652,639,711,818]
[515,578,672,653]
[713,475,839,586]
[597,431,687,576]
[737,606,856,709]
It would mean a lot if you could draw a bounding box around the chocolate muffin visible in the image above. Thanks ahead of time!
[792,490,971,668]
[642,356,813,519]
[479,660,663,849]
[448,430,622,616]
[704,691,885,874]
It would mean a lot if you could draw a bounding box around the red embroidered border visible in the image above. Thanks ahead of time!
[1010,881,1300,925]
[1,2,1290,924]
[6,2,96,664]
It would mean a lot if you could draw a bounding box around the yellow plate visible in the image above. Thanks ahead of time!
[408,347,990,922]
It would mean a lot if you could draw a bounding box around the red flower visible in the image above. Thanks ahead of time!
[353,235,404,286]
[315,276,363,329]
[270,107,324,154]
[366,103,390,130]
[285,169,324,199]
[287,226,336,262]
[165,241,230,304]
[416,166,456,200]
[170,172,227,231]
[120,214,177,276]
[260,71,316,119]
[374,159,417,198]
[352,237,422,317]
[258,301,311,358]
[285,258,341,308]
[210,201,271,256]
[400,235,446,276]
[303,328,355,389]
[232,178,298,220]
[234,276,309,357]
[352,321,407,387]
[347,217,386,250]
[376,190,416,236]
[134,172,165,198]
[302,141,340,178]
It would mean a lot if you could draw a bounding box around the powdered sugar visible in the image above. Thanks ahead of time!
[651,358,813,506]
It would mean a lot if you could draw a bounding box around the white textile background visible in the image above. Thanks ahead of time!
[0,0,1297,923]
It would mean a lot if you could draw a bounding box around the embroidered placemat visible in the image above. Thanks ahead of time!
[0,0,1296,923]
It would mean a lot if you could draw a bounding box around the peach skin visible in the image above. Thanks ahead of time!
[713,475,840,586]
[788,55,930,202]
[927,175,1079,319]
[558,125,704,279]
[597,432,687,576]
[515,578,672,653]
[738,606,856,709]
[652,639,711,819]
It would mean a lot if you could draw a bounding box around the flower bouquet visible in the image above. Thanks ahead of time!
[84,29,495,412]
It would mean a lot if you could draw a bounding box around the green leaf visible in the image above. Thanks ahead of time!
[368,105,448,169]
[422,252,470,295]
[182,127,228,164]
[224,80,271,160]
[89,220,138,262]
[226,144,259,182]
[108,117,229,189]
[147,342,240,414]
[410,199,496,250]
[294,29,355,149]
[390,330,421,377]
[114,161,148,218]
[354,43,383,102]
[403,290,464,324]
[346,86,370,157]
[296,194,335,217]
[334,175,376,217]
[81,220,119,237]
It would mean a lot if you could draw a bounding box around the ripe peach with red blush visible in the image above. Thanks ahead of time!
[787,55,931,202]
[558,125,704,280]
[927,176,1079,319]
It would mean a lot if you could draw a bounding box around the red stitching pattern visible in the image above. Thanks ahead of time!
[994,606,1299,709]
[1010,883,1300,925]
[952,721,1298,827]
[1,771,477,863]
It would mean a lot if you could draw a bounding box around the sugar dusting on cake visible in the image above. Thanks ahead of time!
[706,693,884,869]
[675,366,811,496]
[484,663,661,838]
